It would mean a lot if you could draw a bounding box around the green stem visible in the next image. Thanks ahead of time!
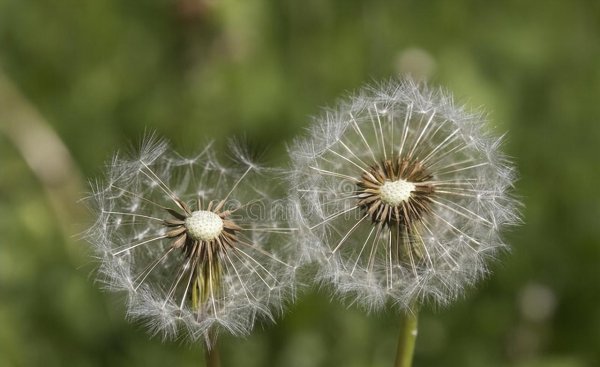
[394,311,418,367]
[205,341,221,367]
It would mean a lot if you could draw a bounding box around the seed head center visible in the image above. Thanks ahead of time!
[379,179,415,206]
[185,210,224,241]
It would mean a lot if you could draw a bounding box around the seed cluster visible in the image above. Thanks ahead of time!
[357,157,435,228]
[163,197,241,308]
[185,211,225,242]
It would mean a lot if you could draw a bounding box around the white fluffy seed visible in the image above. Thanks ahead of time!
[379,179,415,206]
[185,210,224,241]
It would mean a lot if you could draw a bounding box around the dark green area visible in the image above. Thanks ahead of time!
[1,1,599,366]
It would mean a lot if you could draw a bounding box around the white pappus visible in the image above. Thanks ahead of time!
[84,135,298,347]
[288,79,521,312]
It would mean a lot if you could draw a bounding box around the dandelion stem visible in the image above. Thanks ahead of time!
[393,310,418,367]
[204,341,221,367]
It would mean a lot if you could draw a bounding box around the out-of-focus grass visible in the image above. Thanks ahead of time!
[1,1,599,366]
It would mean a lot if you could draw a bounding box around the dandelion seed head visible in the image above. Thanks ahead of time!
[289,79,521,311]
[83,135,298,346]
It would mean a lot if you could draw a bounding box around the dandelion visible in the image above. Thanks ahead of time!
[84,135,297,362]
[289,79,520,366]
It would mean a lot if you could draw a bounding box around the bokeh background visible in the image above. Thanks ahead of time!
[1,1,599,366]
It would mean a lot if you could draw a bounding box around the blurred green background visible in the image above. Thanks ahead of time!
[1,1,599,366]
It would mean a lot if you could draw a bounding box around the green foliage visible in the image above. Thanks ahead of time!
[1,0,599,366]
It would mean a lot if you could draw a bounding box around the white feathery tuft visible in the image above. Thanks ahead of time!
[288,79,521,312]
[83,137,299,346]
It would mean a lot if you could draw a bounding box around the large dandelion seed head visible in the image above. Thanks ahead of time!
[84,136,298,346]
[289,79,521,311]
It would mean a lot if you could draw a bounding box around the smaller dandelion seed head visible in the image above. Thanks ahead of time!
[83,135,299,345]
[379,179,415,206]
[185,210,224,241]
